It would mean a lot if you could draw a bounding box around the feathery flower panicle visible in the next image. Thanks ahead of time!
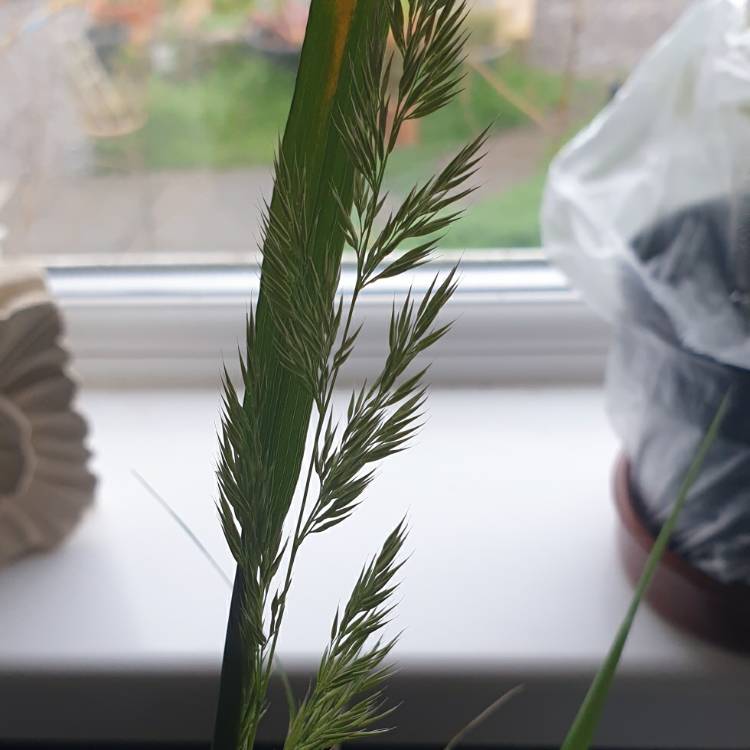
[215,3,485,748]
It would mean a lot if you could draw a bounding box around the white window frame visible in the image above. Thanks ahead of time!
[49,250,609,388]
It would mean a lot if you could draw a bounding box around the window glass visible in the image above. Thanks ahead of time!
[0,0,690,264]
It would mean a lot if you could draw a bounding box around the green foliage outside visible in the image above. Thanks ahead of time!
[103,49,294,169]
[100,45,598,248]
[111,49,564,169]
[441,170,546,248]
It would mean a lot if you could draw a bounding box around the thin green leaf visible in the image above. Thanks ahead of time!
[213,5,390,749]
[560,392,731,750]
[444,684,524,750]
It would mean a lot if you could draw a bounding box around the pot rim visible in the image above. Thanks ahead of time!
[613,453,750,652]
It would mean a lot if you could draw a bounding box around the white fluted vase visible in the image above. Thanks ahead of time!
[0,267,95,566]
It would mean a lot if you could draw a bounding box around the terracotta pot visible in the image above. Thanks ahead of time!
[613,453,750,652]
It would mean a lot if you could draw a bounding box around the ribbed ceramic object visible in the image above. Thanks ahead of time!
[0,267,95,566]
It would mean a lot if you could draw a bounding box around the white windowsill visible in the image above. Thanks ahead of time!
[1,385,749,747]
[47,258,611,389]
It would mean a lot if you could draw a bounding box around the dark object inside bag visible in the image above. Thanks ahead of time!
[608,196,750,585]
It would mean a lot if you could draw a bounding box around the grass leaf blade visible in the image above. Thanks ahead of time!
[444,684,524,750]
[560,392,731,750]
[212,5,388,749]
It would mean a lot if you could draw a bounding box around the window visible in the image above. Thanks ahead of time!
[1,0,690,265]
[0,1,692,387]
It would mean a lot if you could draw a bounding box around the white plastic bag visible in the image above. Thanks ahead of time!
[542,0,750,585]
[544,0,750,367]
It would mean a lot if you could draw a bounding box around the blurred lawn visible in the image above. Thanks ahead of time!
[441,171,546,249]
[100,46,591,248]
[101,49,294,169]
[104,47,566,170]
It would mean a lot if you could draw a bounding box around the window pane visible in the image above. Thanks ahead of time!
[0,0,690,264]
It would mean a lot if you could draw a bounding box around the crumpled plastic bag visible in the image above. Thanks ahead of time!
[542,0,750,585]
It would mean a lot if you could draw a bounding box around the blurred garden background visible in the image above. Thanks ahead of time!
[0,0,690,262]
